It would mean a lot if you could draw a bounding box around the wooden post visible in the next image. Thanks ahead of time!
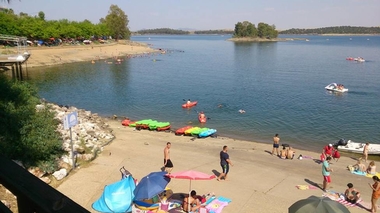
[19,62,23,80]
[15,62,19,79]
[11,64,15,79]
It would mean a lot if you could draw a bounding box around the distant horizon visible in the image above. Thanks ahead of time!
[3,0,380,31]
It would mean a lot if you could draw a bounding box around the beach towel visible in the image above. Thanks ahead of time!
[366,172,380,178]
[205,196,231,213]
[295,185,318,190]
[322,191,362,207]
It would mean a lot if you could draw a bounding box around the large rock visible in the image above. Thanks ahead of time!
[52,168,67,181]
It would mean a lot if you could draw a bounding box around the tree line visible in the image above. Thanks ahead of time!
[194,30,234,34]
[0,4,130,41]
[135,28,189,35]
[233,21,278,38]
[280,26,380,34]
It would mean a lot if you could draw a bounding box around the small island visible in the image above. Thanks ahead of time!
[228,21,280,42]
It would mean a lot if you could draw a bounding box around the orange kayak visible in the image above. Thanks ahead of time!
[121,119,136,126]
[175,126,193,135]
[182,101,198,108]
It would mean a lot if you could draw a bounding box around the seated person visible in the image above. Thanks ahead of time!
[286,147,295,159]
[367,161,377,175]
[187,99,191,104]
[352,159,366,172]
[183,190,201,213]
[280,147,287,159]
[344,183,360,204]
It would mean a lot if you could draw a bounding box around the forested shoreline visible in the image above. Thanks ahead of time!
[280,26,380,34]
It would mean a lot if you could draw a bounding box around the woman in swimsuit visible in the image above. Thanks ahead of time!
[183,190,201,213]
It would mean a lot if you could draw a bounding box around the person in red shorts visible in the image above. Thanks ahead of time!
[322,156,333,192]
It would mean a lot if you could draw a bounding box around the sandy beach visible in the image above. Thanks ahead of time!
[57,119,375,213]
[23,41,157,68]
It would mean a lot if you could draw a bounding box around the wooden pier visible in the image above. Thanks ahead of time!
[0,34,31,80]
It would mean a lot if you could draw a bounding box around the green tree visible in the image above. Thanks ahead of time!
[104,4,130,40]
[234,22,244,37]
[38,11,45,20]
[0,74,63,169]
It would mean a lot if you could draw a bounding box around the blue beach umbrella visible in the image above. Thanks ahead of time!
[133,171,171,201]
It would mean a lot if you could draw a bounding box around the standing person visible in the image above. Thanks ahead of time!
[322,156,333,192]
[369,176,380,213]
[164,142,173,173]
[217,145,233,181]
[363,143,370,162]
[271,134,280,156]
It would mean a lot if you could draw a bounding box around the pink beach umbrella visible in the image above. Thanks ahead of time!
[167,170,216,211]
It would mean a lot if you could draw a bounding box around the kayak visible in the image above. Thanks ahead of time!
[191,128,209,136]
[175,126,193,135]
[199,129,217,138]
[184,127,201,135]
[157,125,171,131]
[182,101,198,108]
[198,115,207,123]
[135,119,156,129]
[149,121,170,130]
[121,119,136,126]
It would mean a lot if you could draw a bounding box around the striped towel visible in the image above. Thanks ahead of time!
[322,191,362,207]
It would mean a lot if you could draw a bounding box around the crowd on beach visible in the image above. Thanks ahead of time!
[271,133,379,213]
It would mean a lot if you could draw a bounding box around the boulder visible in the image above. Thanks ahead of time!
[52,168,67,181]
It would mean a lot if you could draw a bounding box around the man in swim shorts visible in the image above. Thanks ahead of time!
[217,145,233,181]
[271,134,280,156]
[322,156,333,191]
[164,142,173,173]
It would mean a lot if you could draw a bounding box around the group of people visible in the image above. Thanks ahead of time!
[336,84,345,90]
[271,134,296,160]
[163,143,233,212]
[321,143,380,213]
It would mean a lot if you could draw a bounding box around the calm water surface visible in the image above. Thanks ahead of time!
[25,35,380,151]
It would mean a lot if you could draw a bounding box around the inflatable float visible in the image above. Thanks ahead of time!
[148,121,170,130]
[184,127,201,135]
[191,127,209,136]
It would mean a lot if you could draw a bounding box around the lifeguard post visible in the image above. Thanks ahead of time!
[0,34,31,80]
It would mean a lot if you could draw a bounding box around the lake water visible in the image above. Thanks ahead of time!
[25,35,380,151]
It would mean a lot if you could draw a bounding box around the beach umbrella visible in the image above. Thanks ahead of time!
[133,171,170,201]
[167,170,216,211]
[288,196,350,213]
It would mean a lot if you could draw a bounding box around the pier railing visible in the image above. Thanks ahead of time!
[0,155,90,213]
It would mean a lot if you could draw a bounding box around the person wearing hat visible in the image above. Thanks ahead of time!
[323,144,334,159]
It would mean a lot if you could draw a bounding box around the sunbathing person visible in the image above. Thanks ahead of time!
[352,159,366,172]
[286,147,295,159]
[367,161,377,175]
[183,190,201,213]
[344,183,361,204]
[280,147,287,159]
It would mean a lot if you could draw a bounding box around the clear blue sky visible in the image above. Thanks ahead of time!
[3,0,380,31]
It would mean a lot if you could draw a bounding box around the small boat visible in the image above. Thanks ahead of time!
[182,101,198,108]
[337,140,380,155]
[198,129,217,138]
[175,126,193,135]
[325,83,348,93]
[346,57,354,61]
[134,119,156,129]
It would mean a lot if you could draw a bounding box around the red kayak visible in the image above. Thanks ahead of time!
[175,126,193,135]
[121,119,136,126]
[182,101,198,108]
[198,114,207,123]
[157,125,171,131]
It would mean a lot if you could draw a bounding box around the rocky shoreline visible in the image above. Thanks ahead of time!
[26,102,115,183]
